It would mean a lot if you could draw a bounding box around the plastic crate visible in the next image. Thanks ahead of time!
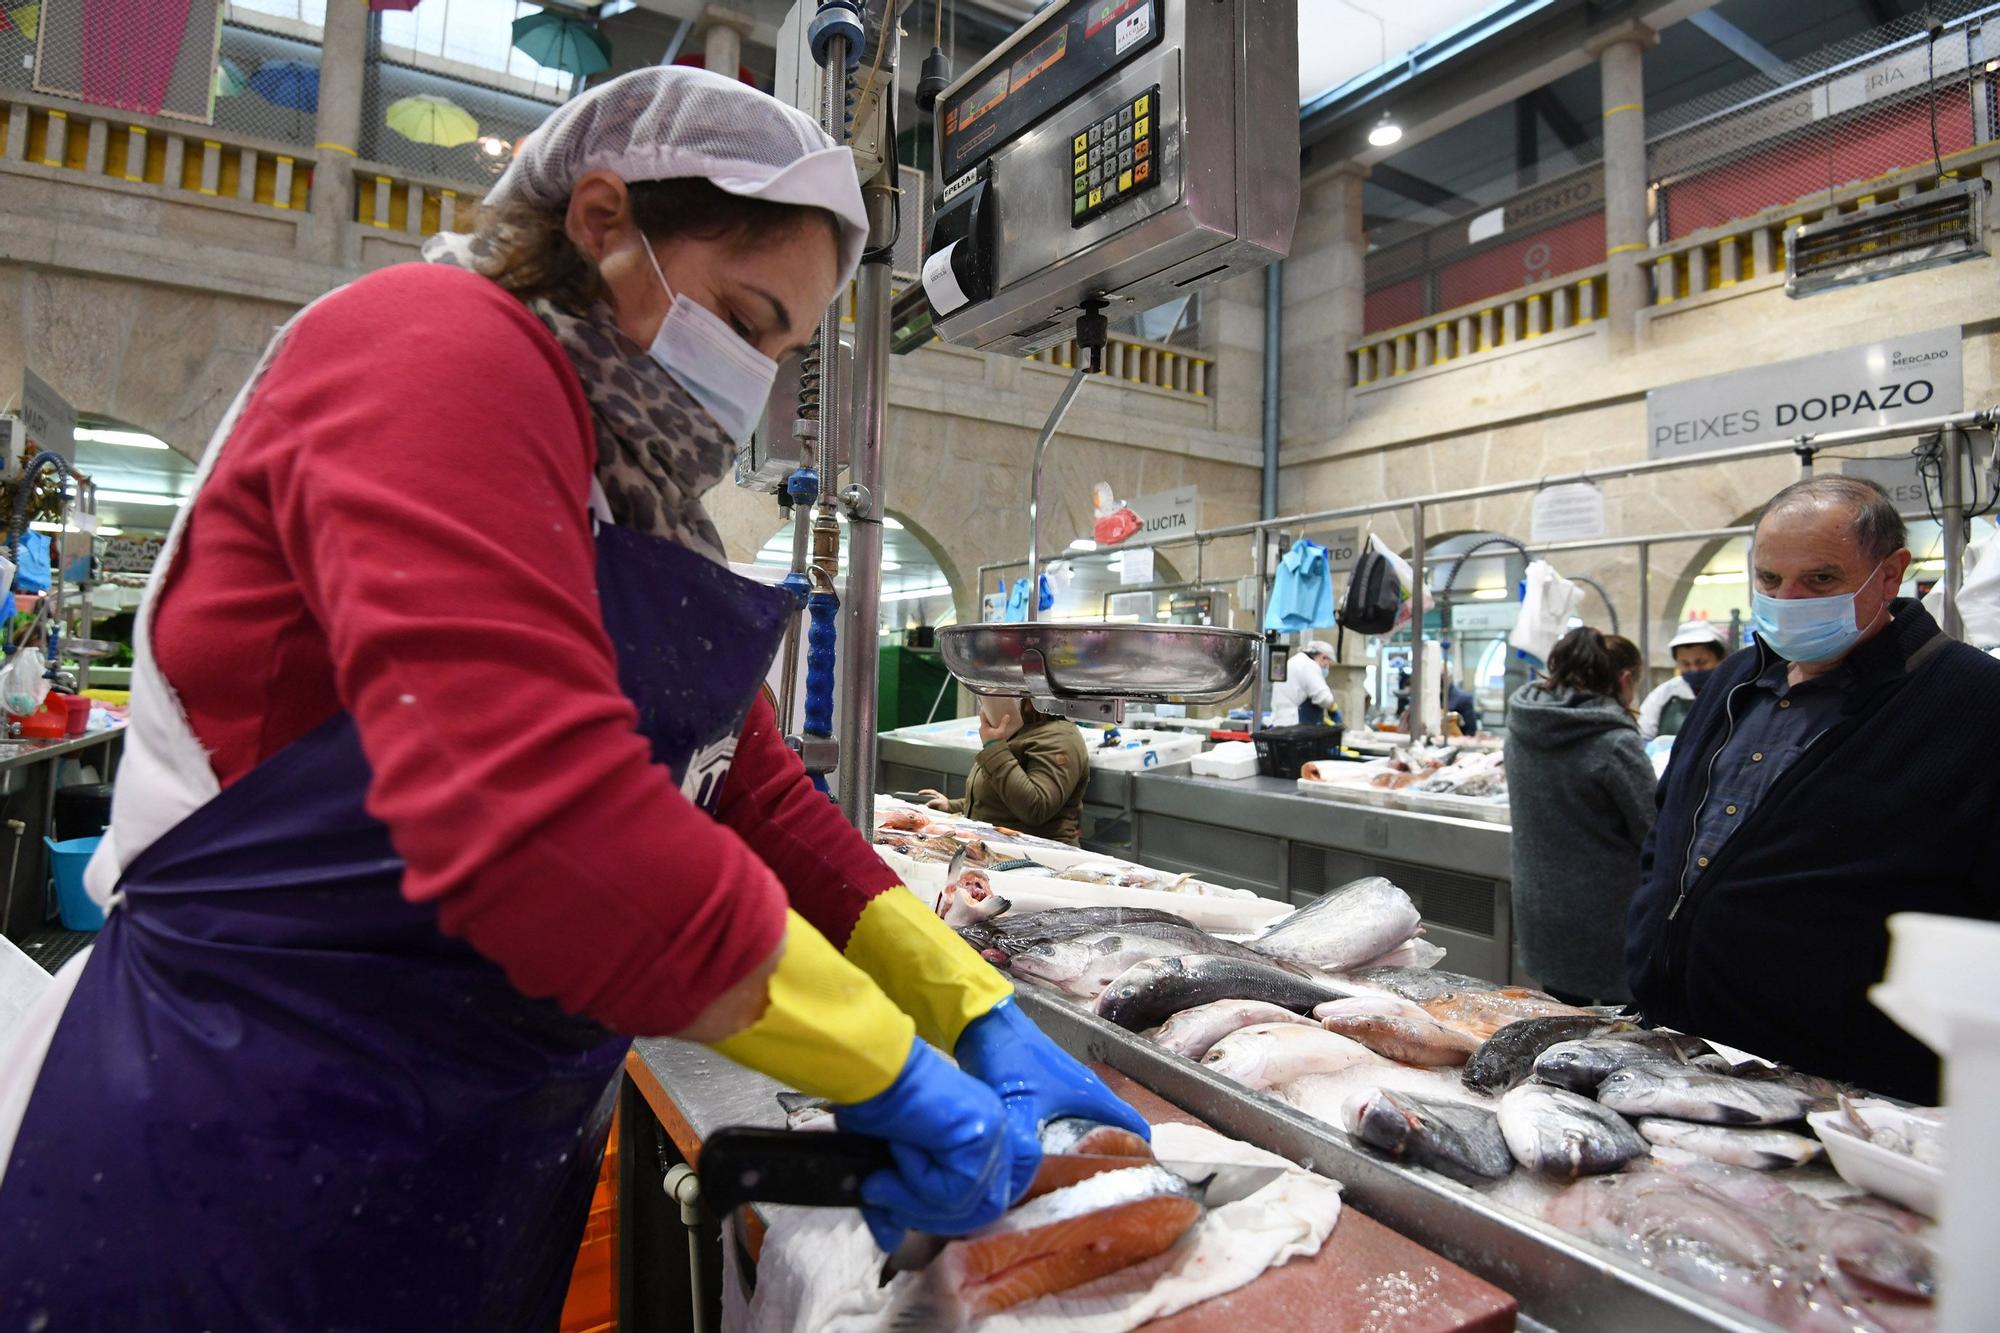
[1252,724,1345,778]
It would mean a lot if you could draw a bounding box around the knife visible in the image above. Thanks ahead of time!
[697,1127,1286,1270]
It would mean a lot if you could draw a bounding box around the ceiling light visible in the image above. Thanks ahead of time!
[1469,588,1508,601]
[98,490,186,506]
[881,583,953,603]
[74,427,169,449]
[1986,58,1999,73]
[1692,570,1748,586]
[881,560,902,571]
[882,516,904,530]
[1367,111,1403,148]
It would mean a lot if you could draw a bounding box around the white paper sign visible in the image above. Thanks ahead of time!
[1115,486,1200,546]
[1647,328,1962,461]
[921,241,971,316]
[1531,482,1607,543]
[1115,7,1151,54]
[1120,546,1155,585]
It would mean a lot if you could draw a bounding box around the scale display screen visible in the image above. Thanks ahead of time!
[939,0,1163,183]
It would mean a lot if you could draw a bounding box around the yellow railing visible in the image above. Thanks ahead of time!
[1648,140,2000,306]
[352,161,477,237]
[1352,266,1608,386]
[1028,333,1212,398]
[0,87,311,211]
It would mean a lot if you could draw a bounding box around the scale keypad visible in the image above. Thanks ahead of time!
[1071,85,1158,226]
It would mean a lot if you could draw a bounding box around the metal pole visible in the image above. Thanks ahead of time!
[777,502,811,734]
[1025,368,1092,623]
[1637,542,1652,682]
[1408,502,1427,738]
[837,16,899,829]
[1250,530,1271,727]
[1261,260,1282,522]
[1942,424,1967,640]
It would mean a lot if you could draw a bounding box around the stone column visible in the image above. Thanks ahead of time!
[305,0,372,263]
[700,6,756,82]
[1590,21,1657,353]
[1280,162,1368,449]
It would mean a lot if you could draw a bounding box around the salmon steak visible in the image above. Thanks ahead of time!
[887,1164,1206,1328]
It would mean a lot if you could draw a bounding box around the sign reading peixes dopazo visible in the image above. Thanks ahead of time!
[1646,328,1962,461]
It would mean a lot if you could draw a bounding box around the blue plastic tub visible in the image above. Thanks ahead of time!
[46,835,104,931]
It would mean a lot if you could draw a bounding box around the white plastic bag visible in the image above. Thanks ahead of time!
[1,648,48,717]
[1366,534,1434,631]
[1509,560,1583,664]
[1924,532,2000,648]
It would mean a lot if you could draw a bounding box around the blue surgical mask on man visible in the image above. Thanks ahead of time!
[1751,557,1888,664]
[639,240,779,445]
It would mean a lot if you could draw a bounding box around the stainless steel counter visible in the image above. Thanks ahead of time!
[0,725,126,771]
[878,731,1519,983]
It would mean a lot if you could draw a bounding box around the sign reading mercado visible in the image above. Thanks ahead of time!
[1645,328,1962,462]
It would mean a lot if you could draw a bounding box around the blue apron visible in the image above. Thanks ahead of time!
[0,522,793,1330]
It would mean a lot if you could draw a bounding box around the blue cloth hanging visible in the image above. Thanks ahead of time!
[1263,538,1334,632]
[12,532,50,595]
[1002,575,1055,623]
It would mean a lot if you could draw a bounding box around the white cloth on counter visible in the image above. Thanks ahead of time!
[727,1121,1343,1333]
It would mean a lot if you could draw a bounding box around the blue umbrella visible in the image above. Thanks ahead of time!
[248,59,319,113]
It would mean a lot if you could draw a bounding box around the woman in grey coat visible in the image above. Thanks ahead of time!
[1505,627,1656,1005]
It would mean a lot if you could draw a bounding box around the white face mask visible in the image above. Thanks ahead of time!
[639,240,779,446]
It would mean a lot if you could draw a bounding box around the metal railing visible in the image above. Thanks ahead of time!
[0,85,312,212]
[1350,267,1607,386]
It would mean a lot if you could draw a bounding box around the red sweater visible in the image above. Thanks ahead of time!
[149,264,898,1036]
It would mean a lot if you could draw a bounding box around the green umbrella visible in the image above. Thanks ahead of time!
[213,57,247,99]
[511,11,611,78]
[385,93,480,148]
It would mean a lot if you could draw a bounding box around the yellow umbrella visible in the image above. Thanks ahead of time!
[384,94,479,148]
[6,4,39,40]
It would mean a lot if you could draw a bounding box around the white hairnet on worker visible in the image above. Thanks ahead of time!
[490,65,870,283]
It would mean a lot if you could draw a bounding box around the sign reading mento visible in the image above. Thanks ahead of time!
[1646,328,1962,461]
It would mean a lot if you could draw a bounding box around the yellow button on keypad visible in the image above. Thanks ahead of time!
[1135,116,1149,139]
[1075,154,1087,175]
[1087,188,1102,207]
[1119,169,1132,191]
[1135,94,1150,117]
[1074,132,1088,155]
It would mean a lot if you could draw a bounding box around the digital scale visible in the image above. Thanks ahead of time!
[922,0,1299,356]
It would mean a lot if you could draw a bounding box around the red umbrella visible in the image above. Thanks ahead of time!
[369,0,422,11]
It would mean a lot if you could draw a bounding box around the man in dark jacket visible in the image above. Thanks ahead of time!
[1627,476,2000,1103]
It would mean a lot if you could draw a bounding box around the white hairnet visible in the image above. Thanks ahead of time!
[1303,640,1336,659]
[1668,621,1728,651]
[489,66,868,282]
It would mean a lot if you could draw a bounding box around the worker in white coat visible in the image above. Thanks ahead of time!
[1637,620,1730,740]
[1272,640,1337,726]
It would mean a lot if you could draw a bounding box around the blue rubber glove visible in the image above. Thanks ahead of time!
[833,1038,1017,1253]
[954,997,1153,1201]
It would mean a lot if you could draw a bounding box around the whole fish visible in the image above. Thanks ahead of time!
[1344,1087,1514,1182]
[1315,995,1482,1067]
[1421,987,1592,1041]
[1148,999,1320,1061]
[775,1091,834,1132]
[1636,1118,1824,1171]
[1250,876,1421,973]
[883,1165,1205,1330]
[1461,1016,1637,1093]
[1497,1084,1648,1178]
[1533,1032,1713,1094]
[958,906,1203,957]
[1335,967,1517,1004]
[1201,1023,1382,1091]
[1094,955,1348,1033]
[1010,927,1298,999]
[1725,1061,1852,1116]
[1597,1061,1820,1126]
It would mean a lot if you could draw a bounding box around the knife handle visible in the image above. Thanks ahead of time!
[698,1127,894,1214]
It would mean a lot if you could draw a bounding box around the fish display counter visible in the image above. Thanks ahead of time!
[878,725,1519,985]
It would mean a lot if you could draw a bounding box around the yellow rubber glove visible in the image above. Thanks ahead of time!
[710,909,916,1104]
[841,886,1013,1053]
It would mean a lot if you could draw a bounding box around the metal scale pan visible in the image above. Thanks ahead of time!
[936,620,1257,707]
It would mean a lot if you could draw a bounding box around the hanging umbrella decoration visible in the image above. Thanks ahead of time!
[368,0,423,10]
[511,10,612,91]
[213,57,248,100]
[247,58,319,139]
[385,93,479,175]
[1,4,39,40]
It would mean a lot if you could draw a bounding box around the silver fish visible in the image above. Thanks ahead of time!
[1345,1087,1513,1182]
[1597,1061,1819,1126]
[1636,1118,1824,1171]
[937,850,1010,928]
[1497,1084,1648,1178]
[1533,1032,1712,1093]
[1315,995,1482,1067]
[1201,1022,1381,1091]
[1148,999,1319,1061]
[1094,954,1348,1032]
[1461,1016,1636,1093]
[1011,926,1294,999]
[1250,876,1421,972]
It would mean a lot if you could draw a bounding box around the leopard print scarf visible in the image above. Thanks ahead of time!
[422,230,729,561]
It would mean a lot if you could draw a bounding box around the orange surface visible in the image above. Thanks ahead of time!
[558,1105,618,1333]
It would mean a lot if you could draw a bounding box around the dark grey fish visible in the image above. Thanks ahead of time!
[1345,1088,1514,1183]
[1461,1016,1638,1094]
[1597,1061,1820,1125]
[1534,1032,1715,1093]
[1093,954,1348,1032]
[1723,1061,1852,1115]
[962,906,1202,953]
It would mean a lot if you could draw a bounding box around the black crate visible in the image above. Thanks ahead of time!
[1252,724,1345,778]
